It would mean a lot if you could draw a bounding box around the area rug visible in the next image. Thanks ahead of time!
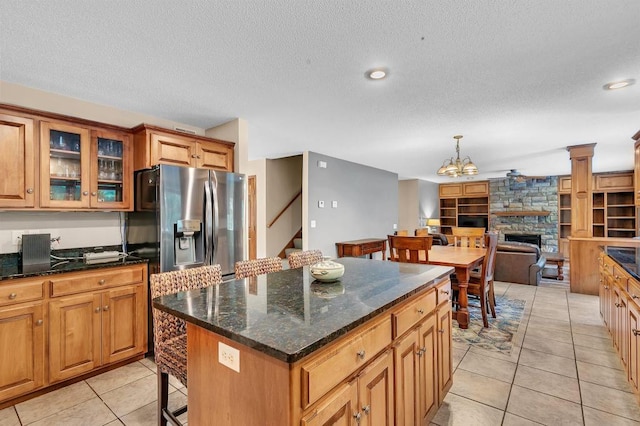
[453,297,526,354]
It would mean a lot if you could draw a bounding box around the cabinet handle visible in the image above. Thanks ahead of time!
[26,188,34,194]
[357,350,366,359]
[633,329,640,337]
[36,319,43,326]
[98,279,106,285]
[91,192,97,196]
[441,289,450,295]
[191,154,197,158]
[615,303,621,308]
[82,191,89,196]
[633,295,639,300]
[416,349,424,357]
[8,293,17,300]
[362,405,370,414]
[417,308,425,314]
[103,305,109,311]
[439,329,445,334]
[353,412,361,422]
[616,276,620,280]
[95,307,101,313]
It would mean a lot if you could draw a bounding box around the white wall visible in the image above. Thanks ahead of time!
[0,211,122,253]
[398,179,419,232]
[305,152,398,258]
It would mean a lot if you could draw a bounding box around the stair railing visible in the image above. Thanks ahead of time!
[267,189,302,229]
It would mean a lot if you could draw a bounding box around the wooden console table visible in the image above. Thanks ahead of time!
[336,238,387,260]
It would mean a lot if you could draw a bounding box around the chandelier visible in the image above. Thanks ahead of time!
[436,135,479,177]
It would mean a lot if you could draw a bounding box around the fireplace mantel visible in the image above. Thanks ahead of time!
[493,211,550,217]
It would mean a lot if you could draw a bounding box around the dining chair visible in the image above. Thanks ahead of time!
[235,257,283,279]
[451,226,485,248]
[388,235,433,264]
[150,264,223,426]
[453,233,498,327]
[395,229,409,236]
[287,249,323,269]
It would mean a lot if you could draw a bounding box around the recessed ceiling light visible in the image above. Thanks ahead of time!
[366,68,388,80]
[603,79,635,90]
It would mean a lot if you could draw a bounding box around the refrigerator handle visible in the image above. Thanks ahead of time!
[211,172,220,263]
[204,180,214,264]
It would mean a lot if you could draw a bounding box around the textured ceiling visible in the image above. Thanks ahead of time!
[1,1,639,182]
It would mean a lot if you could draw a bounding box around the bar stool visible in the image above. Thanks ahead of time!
[234,257,283,279]
[150,264,223,426]
[287,250,323,269]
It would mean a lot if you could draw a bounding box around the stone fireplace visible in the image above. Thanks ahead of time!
[489,176,558,252]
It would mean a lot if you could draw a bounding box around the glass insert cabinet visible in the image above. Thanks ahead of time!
[40,121,132,209]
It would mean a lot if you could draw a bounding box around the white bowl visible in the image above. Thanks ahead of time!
[310,259,345,282]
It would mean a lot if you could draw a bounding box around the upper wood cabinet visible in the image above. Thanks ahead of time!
[634,132,640,206]
[0,113,36,208]
[39,122,133,210]
[0,104,134,211]
[439,181,488,198]
[132,124,234,172]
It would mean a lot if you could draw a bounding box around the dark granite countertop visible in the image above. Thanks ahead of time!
[604,246,640,280]
[0,249,148,281]
[153,257,453,363]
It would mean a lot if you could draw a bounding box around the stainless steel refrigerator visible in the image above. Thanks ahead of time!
[127,164,246,277]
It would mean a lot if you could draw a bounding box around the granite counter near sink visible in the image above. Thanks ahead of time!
[0,247,147,281]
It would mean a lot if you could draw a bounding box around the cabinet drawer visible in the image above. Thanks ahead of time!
[436,279,452,306]
[0,279,45,307]
[612,266,629,292]
[629,278,640,302]
[50,266,144,297]
[300,315,391,408]
[392,289,436,338]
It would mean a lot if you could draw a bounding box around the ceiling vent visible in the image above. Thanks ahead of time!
[174,127,197,135]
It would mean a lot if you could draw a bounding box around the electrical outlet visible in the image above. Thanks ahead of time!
[318,200,325,208]
[218,342,240,372]
[12,230,25,246]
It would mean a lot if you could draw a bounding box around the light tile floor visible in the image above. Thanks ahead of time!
[1,280,639,425]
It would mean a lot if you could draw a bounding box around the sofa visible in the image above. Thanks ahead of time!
[494,241,546,285]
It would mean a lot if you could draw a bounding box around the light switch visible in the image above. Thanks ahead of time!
[393,224,397,230]
[317,161,327,168]
[318,200,325,208]
[332,201,338,208]
[311,220,316,228]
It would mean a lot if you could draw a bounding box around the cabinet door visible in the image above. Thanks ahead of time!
[358,349,394,426]
[462,181,489,196]
[635,141,640,206]
[102,285,147,364]
[49,293,102,382]
[394,328,420,426]
[40,121,91,208]
[419,315,438,422]
[300,380,359,426]
[197,140,233,171]
[0,303,45,401]
[437,303,453,402]
[91,130,133,210]
[619,295,629,370]
[0,113,35,208]
[439,184,462,198]
[628,301,640,392]
[150,133,195,167]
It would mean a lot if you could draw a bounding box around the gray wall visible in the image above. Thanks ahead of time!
[306,152,398,259]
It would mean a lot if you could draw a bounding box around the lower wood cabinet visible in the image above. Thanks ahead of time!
[599,253,640,398]
[0,263,147,405]
[301,349,394,426]
[48,283,146,383]
[0,302,45,402]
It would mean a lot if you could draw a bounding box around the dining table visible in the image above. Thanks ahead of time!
[426,245,486,329]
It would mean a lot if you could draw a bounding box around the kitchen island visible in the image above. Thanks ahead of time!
[153,257,454,425]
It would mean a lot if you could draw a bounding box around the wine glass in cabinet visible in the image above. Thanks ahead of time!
[40,122,90,208]
[91,130,132,210]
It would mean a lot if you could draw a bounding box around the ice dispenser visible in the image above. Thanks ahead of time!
[174,219,202,265]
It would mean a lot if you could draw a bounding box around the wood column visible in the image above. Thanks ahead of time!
[567,143,596,237]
